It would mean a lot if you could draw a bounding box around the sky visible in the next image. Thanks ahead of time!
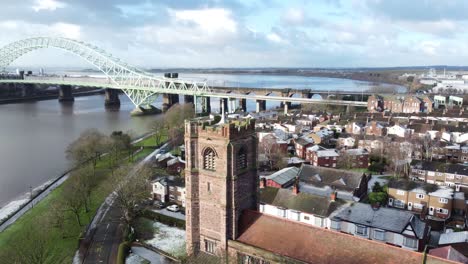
[2,0,468,68]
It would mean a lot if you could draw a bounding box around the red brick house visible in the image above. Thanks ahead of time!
[342,148,369,169]
[308,148,339,168]
[294,137,314,159]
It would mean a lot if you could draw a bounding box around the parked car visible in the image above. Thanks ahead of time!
[166,205,180,212]
[154,200,165,209]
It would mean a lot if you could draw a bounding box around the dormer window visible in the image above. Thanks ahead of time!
[203,148,216,171]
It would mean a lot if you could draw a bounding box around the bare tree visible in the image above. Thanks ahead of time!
[111,164,153,224]
[66,129,107,173]
[337,151,354,169]
[259,135,288,170]
[69,165,95,213]
[164,103,195,148]
[150,119,167,147]
[61,178,84,226]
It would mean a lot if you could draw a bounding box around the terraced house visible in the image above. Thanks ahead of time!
[410,160,468,193]
[387,179,467,222]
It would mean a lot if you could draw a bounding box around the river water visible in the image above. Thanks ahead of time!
[0,73,404,210]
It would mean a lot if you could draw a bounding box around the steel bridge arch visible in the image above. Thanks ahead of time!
[0,37,210,107]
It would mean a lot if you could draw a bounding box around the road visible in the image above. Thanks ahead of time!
[80,144,167,264]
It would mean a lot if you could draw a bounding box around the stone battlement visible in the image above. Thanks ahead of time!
[185,118,255,140]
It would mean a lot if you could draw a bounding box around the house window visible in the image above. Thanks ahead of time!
[439,198,448,204]
[373,229,385,241]
[330,220,340,230]
[303,216,310,220]
[169,195,175,201]
[205,239,216,254]
[446,174,454,179]
[237,147,247,170]
[404,237,417,248]
[314,217,323,227]
[238,253,270,264]
[396,190,405,195]
[455,175,462,179]
[203,148,216,171]
[416,194,425,199]
[393,200,405,209]
[356,225,368,236]
[436,208,449,214]
[277,208,286,218]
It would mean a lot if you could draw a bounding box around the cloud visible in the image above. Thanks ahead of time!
[282,8,305,25]
[32,0,66,12]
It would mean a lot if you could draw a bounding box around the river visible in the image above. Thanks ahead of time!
[0,73,404,212]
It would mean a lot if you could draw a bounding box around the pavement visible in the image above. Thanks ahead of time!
[131,246,174,264]
[152,208,186,221]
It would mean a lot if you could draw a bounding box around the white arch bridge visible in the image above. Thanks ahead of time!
[0,37,367,112]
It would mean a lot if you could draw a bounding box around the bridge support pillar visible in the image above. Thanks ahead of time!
[163,93,179,111]
[220,98,229,114]
[201,96,211,114]
[301,89,311,99]
[58,85,74,102]
[104,88,120,107]
[184,95,194,105]
[283,101,289,115]
[240,98,247,112]
[256,100,266,113]
[21,83,36,97]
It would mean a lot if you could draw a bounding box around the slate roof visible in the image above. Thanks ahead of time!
[411,160,468,176]
[439,231,468,245]
[332,203,427,239]
[295,137,314,146]
[298,164,365,193]
[262,167,299,186]
[316,149,340,157]
[259,187,344,217]
[236,210,451,264]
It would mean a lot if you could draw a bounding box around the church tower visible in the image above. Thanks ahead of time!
[184,118,257,257]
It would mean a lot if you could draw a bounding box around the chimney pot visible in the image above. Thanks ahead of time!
[330,191,337,202]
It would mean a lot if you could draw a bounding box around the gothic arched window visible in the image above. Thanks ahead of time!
[203,148,216,171]
[237,147,247,170]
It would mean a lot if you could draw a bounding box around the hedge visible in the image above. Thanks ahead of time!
[117,241,131,264]
[140,210,186,229]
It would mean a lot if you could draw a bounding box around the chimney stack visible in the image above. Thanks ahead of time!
[292,180,299,195]
[330,191,337,202]
[259,178,266,189]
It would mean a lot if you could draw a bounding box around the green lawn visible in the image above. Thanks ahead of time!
[0,136,159,263]
[135,134,168,147]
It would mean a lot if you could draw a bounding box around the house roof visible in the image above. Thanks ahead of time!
[332,203,427,239]
[345,148,369,156]
[411,160,468,177]
[439,231,468,245]
[429,246,468,263]
[167,157,185,166]
[316,149,340,158]
[295,137,313,146]
[236,210,451,264]
[298,164,365,193]
[259,187,344,217]
[262,167,299,186]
